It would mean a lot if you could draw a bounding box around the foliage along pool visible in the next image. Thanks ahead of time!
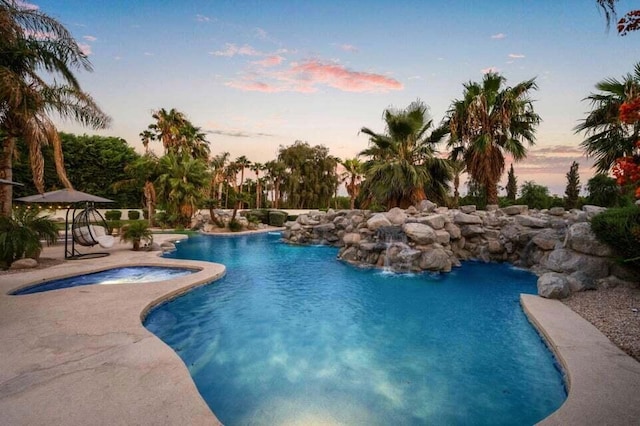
[145,233,566,425]
[11,266,196,295]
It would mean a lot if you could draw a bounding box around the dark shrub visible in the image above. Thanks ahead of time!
[128,210,140,220]
[142,208,149,220]
[287,215,298,222]
[105,210,122,221]
[228,219,243,232]
[247,209,270,224]
[591,206,640,269]
[268,211,287,227]
[107,220,122,235]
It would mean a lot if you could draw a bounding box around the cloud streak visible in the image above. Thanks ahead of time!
[211,43,261,57]
[481,66,499,74]
[207,129,275,138]
[226,60,403,94]
[83,35,97,42]
[508,53,525,59]
[491,33,506,39]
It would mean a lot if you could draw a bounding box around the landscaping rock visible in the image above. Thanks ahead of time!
[366,213,392,231]
[515,215,548,228]
[419,247,451,272]
[385,207,408,225]
[418,200,437,213]
[537,272,570,299]
[502,205,528,216]
[402,223,437,245]
[460,205,476,214]
[10,258,38,269]
[454,212,483,225]
[419,214,446,230]
[565,222,613,257]
[343,233,361,246]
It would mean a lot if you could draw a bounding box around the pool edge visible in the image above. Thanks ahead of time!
[520,294,640,425]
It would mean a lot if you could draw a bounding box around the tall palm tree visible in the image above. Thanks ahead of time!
[359,100,452,209]
[265,160,286,208]
[179,122,210,160]
[445,72,540,205]
[340,158,363,209]
[234,155,251,193]
[210,151,229,203]
[0,0,111,216]
[116,153,160,227]
[139,130,154,154]
[448,158,466,208]
[251,162,264,208]
[576,63,640,174]
[147,108,187,154]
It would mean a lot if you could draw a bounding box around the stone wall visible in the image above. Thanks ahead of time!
[282,202,639,299]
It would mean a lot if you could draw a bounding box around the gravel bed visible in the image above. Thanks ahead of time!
[0,257,65,276]
[563,286,640,363]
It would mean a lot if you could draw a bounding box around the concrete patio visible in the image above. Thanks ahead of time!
[0,233,639,425]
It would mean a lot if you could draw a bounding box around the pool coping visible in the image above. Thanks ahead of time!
[0,232,639,425]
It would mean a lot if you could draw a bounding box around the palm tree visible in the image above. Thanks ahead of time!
[445,72,540,205]
[120,220,153,251]
[251,162,264,208]
[147,108,187,154]
[234,155,251,193]
[155,153,210,227]
[265,160,286,208]
[359,100,452,209]
[116,153,160,227]
[139,130,155,154]
[449,158,466,208]
[179,122,210,160]
[210,152,230,203]
[340,158,363,209]
[0,1,111,216]
[576,63,640,174]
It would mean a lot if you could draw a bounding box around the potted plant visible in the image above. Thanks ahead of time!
[120,220,153,251]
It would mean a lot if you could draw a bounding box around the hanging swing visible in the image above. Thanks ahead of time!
[65,203,115,259]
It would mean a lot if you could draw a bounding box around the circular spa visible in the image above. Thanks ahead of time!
[11,266,197,295]
[145,233,567,425]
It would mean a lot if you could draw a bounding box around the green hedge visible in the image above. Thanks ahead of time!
[268,211,287,227]
[128,210,140,220]
[105,210,122,221]
[591,206,640,268]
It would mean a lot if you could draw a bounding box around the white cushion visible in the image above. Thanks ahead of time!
[96,235,115,248]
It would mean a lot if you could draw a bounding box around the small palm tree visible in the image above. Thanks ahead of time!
[340,158,364,209]
[576,63,640,174]
[120,220,153,251]
[359,100,451,209]
[0,206,57,268]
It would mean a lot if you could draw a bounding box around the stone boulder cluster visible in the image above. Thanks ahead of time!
[282,202,639,299]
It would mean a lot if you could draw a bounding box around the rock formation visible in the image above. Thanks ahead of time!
[282,203,639,299]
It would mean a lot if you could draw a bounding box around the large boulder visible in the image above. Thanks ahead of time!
[419,247,452,272]
[515,215,548,228]
[541,248,610,279]
[385,207,408,225]
[342,233,361,246]
[565,222,613,257]
[532,229,560,251]
[418,200,437,213]
[419,214,446,230]
[445,223,461,239]
[537,272,570,299]
[367,213,392,231]
[402,223,437,245]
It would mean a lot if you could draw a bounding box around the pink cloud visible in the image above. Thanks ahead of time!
[225,80,282,93]
[289,60,403,93]
[83,35,97,42]
[211,43,261,57]
[253,55,285,67]
[78,43,92,55]
[491,33,506,39]
[508,53,525,59]
[339,44,358,52]
[225,60,403,94]
[481,66,500,74]
[16,1,38,10]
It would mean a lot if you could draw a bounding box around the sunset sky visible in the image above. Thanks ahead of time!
[29,0,637,195]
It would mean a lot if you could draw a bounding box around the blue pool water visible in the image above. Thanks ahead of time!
[12,266,196,295]
[145,233,566,425]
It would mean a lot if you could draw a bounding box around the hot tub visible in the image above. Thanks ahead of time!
[11,266,197,295]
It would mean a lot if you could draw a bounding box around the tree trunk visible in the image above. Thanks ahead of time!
[0,137,16,217]
[487,180,499,205]
[453,173,460,208]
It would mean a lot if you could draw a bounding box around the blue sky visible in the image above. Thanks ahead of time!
[29,0,638,194]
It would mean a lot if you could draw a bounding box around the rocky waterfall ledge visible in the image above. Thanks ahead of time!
[282,202,639,299]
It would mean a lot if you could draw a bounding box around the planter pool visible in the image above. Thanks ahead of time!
[146,233,566,425]
[11,266,196,295]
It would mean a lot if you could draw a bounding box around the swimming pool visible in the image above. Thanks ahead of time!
[11,266,197,295]
[146,233,566,425]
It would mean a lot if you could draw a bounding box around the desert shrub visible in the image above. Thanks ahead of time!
[154,211,169,229]
[0,207,57,268]
[246,209,270,224]
[268,211,287,227]
[591,206,640,269]
[228,219,243,232]
[127,210,140,220]
[105,210,122,221]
